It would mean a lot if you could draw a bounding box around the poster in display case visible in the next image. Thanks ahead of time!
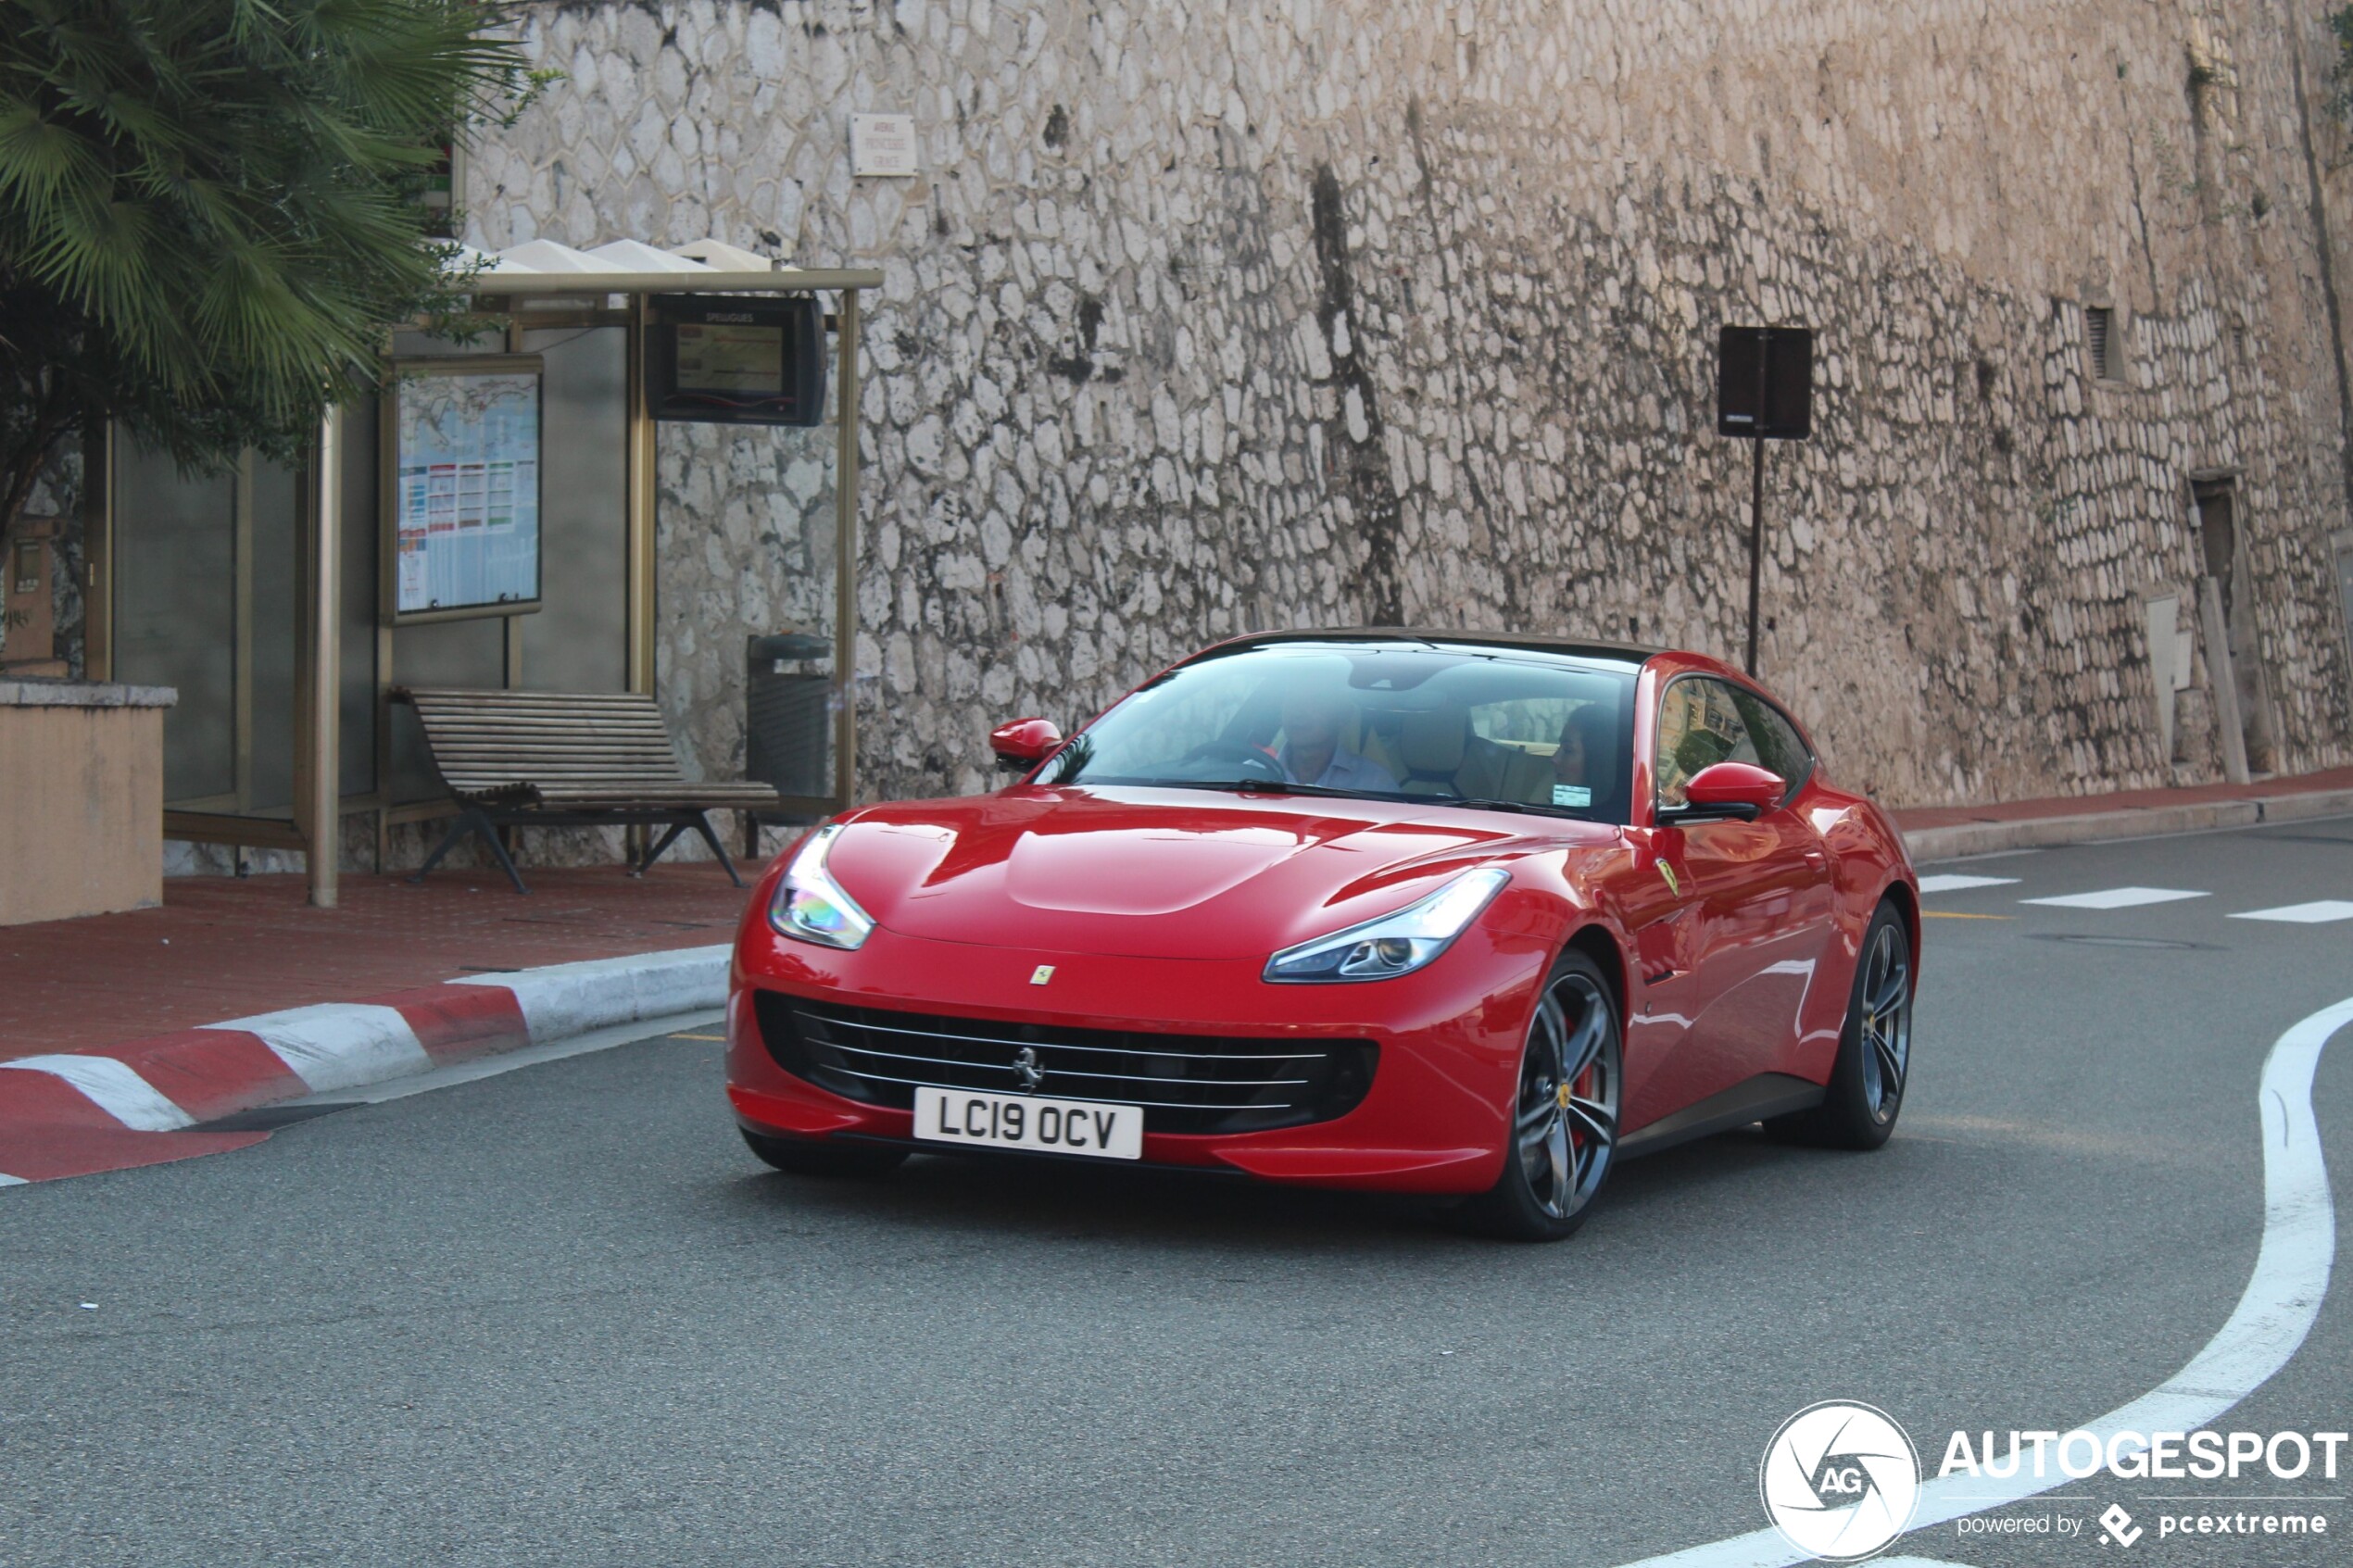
[384,357,543,622]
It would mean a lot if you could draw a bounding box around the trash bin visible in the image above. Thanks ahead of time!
[746,633,832,800]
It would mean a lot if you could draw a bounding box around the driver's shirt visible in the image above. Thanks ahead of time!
[1279,745,1396,792]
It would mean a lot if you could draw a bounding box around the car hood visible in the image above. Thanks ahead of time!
[821,786,1616,960]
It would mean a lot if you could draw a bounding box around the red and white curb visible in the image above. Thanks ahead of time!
[0,946,727,1185]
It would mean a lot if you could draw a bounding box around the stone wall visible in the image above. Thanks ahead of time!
[467,0,2353,807]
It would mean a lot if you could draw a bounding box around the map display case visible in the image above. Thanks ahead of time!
[384,357,544,623]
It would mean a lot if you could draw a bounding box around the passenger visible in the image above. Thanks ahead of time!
[1277,685,1398,791]
[1551,704,1617,806]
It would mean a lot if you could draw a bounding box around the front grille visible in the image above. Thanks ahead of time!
[755,993,1378,1136]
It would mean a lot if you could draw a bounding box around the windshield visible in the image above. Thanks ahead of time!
[1039,640,1642,823]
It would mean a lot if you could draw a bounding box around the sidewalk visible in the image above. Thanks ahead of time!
[1889,766,2353,861]
[0,863,762,1183]
[0,863,761,1062]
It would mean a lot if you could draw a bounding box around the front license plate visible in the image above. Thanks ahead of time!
[912,1085,1143,1160]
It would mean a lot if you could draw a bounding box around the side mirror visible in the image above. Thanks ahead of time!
[989,717,1063,774]
[1665,761,1786,822]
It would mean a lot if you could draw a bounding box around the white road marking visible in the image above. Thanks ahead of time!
[2020,886,2208,909]
[0,1173,27,1187]
[1612,993,2351,1568]
[1917,874,2020,894]
[204,1004,432,1094]
[0,1056,195,1131]
[1874,1559,1982,1568]
[2230,900,2353,924]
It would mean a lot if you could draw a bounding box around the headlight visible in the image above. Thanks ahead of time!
[1264,868,1509,983]
[768,823,875,949]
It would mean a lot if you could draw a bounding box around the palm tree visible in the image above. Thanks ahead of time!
[0,0,539,560]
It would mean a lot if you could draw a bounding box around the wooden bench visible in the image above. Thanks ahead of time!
[394,687,783,894]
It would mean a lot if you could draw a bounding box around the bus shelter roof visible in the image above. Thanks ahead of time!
[447,238,881,296]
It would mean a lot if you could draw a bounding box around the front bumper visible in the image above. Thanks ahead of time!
[725,922,1545,1194]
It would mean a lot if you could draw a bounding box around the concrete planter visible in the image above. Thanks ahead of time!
[1,680,176,926]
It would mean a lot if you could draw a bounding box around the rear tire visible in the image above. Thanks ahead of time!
[1460,950,1623,1242]
[1770,901,1912,1150]
[740,1129,909,1177]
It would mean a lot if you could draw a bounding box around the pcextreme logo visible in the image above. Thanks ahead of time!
[1758,1400,1923,1562]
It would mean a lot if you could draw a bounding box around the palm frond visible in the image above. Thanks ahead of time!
[0,0,533,511]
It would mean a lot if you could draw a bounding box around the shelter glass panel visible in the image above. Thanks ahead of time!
[339,391,380,797]
[247,458,301,812]
[520,325,628,693]
[112,441,236,804]
[388,615,504,806]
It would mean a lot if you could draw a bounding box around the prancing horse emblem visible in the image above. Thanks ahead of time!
[1011,1046,1045,1093]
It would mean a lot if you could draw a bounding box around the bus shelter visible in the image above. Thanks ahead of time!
[78,243,883,907]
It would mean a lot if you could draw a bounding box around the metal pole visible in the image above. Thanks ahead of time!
[307,406,343,909]
[625,294,657,696]
[623,294,658,869]
[1744,435,1764,675]
[832,288,862,815]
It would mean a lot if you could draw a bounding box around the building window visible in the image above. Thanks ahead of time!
[2085,306,2120,383]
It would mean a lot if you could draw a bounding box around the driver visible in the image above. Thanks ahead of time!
[1277,684,1397,791]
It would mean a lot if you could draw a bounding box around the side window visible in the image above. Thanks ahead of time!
[1654,678,1759,807]
[1726,688,1813,797]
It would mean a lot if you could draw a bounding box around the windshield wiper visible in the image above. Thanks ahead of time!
[1172,778,1376,800]
[1153,780,1588,817]
[1444,797,1586,819]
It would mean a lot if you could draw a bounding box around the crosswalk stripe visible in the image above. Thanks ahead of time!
[2229,900,2353,924]
[1918,873,2020,894]
[2021,886,2208,909]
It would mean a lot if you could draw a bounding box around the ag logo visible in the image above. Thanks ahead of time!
[1758,1401,1921,1562]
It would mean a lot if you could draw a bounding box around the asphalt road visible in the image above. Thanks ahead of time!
[4,819,2350,1568]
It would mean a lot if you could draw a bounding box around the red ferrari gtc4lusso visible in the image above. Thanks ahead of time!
[727,630,1919,1240]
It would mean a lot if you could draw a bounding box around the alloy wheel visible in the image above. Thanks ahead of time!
[1515,972,1619,1221]
[1855,922,1911,1122]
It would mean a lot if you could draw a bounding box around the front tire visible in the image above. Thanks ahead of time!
[740,1129,909,1177]
[1772,901,1912,1149]
[1461,951,1622,1241]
